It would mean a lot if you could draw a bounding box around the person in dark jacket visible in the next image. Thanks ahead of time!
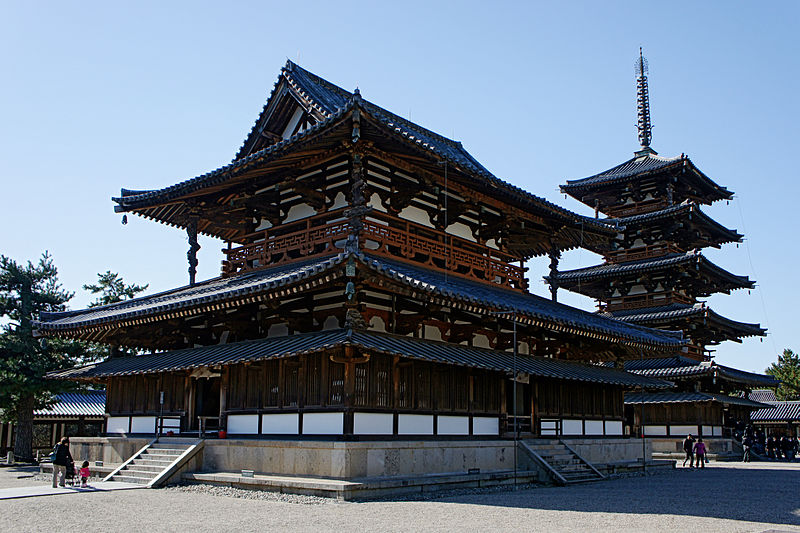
[682,434,695,467]
[52,437,73,488]
[742,434,752,463]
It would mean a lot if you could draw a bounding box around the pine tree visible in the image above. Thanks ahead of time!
[83,271,148,308]
[0,253,84,462]
[765,348,800,400]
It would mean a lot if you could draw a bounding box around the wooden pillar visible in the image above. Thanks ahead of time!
[219,367,229,430]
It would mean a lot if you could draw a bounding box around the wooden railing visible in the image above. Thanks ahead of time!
[604,243,683,264]
[601,291,693,312]
[605,199,668,218]
[222,209,352,276]
[222,210,528,290]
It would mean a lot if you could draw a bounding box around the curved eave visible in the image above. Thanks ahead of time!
[611,305,766,342]
[562,154,734,204]
[552,252,754,295]
[613,203,743,246]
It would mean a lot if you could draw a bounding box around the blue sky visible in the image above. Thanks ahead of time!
[1,1,797,372]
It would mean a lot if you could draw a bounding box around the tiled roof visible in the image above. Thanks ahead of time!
[607,304,766,340]
[552,251,754,291]
[562,152,733,200]
[624,391,771,409]
[750,401,800,422]
[610,202,742,244]
[35,255,346,331]
[749,389,778,403]
[36,252,685,350]
[617,356,777,387]
[114,62,613,240]
[360,254,684,348]
[48,329,671,389]
[34,391,106,418]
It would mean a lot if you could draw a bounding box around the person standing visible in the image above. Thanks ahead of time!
[682,434,696,467]
[742,433,752,463]
[767,435,776,459]
[51,437,73,488]
[693,438,707,468]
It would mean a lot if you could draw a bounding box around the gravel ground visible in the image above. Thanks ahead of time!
[2,462,799,532]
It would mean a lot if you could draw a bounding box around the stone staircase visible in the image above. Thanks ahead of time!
[519,439,605,485]
[104,440,203,487]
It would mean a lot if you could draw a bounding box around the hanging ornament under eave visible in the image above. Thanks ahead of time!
[122,214,128,225]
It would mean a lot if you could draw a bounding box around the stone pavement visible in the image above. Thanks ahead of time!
[0,481,143,500]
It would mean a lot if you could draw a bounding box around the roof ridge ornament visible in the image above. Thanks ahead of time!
[635,48,656,156]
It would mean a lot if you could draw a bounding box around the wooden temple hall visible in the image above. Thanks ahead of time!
[39,61,686,442]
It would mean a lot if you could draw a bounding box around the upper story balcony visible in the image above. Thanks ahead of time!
[221,209,528,291]
[600,290,694,313]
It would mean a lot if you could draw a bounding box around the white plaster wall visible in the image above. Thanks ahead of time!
[130,416,156,434]
[106,417,128,434]
[562,419,583,435]
[227,414,259,434]
[424,325,443,341]
[398,205,433,228]
[540,420,558,436]
[284,203,317,224]
[473,417,499,436]
[281,107,304,139]
[398,414,434,435]
[321,315,340,331]
[604,420,623,436]
[671,425,699,437]
[303,412,344,435]
[369,315,387,332]
[702,425,722,437]
[368,193,387,213]
[584,420,604,435]
[437,416,469,435]
[268,323,289,338]
[160,418,180,432]
[330,191,347,210]
[261,413,299,434]
[644,425,668,436]
[446,222,476,242]
[473,334,490,349]
[353,413,394,435]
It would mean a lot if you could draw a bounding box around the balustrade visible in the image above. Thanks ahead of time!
[601,291,693,312]
[604,243,683,263]
[222,210,528,290]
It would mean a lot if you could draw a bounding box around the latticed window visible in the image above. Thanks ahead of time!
[283,362,300,407]
[328,362,344,406]
[305,354,324,406]
[264,360,280,407]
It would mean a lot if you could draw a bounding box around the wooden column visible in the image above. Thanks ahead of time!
[219,367,229,430]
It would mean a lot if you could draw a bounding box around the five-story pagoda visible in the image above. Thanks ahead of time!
[549,51,774,440]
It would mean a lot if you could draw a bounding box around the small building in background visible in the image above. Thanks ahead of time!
[749,389,800,438]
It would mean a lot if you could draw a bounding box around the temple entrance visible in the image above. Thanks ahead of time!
[189,368,221,433]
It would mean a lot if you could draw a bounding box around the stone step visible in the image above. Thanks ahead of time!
[126,463,165,473]
[110,474,152,484]
[141,452,183,460]
[147,446,190,453]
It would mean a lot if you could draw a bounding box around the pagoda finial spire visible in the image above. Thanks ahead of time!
[635,48,654,152]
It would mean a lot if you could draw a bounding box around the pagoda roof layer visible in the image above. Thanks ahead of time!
[611,202,742,246]
[624,391,771,409]
[113,62,614,247]
[750,401,800,422]
[47,328,670,390]
[35,253,685,350]
[606,303,766,343]
[617,355,777,387]
[748,389,778,403]
[561,151,733,203]
[551,251,755,296]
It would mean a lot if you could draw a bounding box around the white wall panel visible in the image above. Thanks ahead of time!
[261,413,299,434]
[106,417,129,434]
[302,412,344,434]
[562,419,583,435]
[584,420,604,435]
[227,414,259,434]
[437,416,469,435]
[398,414,434,435]
[130,416,156,434]
[644,425,668,436]
[472,417,499,436]
[671,425,699,437]
[604,420,623,435]
[353,412,394,435]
